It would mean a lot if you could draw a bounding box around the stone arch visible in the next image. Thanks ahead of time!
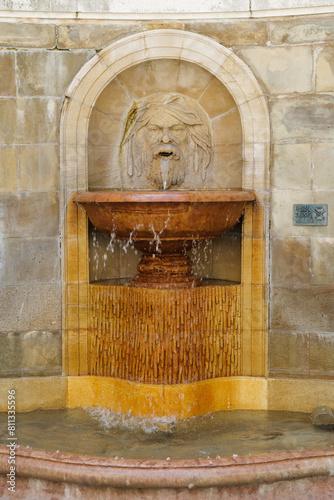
[61,30,269,378]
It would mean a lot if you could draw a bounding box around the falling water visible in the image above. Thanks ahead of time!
[160,157,169,190]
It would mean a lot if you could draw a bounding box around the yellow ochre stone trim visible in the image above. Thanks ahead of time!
[0,377,333,416]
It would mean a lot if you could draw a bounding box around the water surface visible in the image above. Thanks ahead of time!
[1,409,333,460]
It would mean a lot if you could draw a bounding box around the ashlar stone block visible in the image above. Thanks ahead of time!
[18,145,58,192]
[271,284,334,333]
[19,238,60,283]
[313,143,334,190]
[270,95,334,141]
[271,237,310,285]
[0,333,22,377]
[0,146,18,192]
[269,330,309,374]
[17,50,95,97]
[309,333,334,377]
[0,283,61,333]
[311,238,334,285]
[0,237,20,285]
[271,143,311,190]
[0,51,16,96]
[184,20,269,47]
[271,190,334,238]
[0,22,56,48]
[0,99,17,144]
[5,192,59,238]
[57,23,140,49]
[21,330,62,376]
[237,46,313,94]
[271,16,334,45]
[316,46,334,92]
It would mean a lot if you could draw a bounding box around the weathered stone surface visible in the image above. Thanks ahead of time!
[77,0,249,12]
[316,46,334,92]
[0,0,75,11]
[271,237,310,285]
[309,333,334,376]
[0,98,61,144]
[19,238,60,283]
[311,238,334,285]
[0,99,17,144]
[269,330,309,374]
[0,237,20,285]
[0,330,62,377]
[237,46,313,94]
[0,333,21,377]
[184,20,269,46]
[0,51,16,96]
[17,50,95,97]
[198,76,237,119]
[271,285,334,333]
[270,95,334,141]
[271,143,311,190]
[212,109,242,145]
[271,16,334,45]
[0,283,61,333]
[21,330,62,376]
[313,143,334,190]
[57,23,140,49]
[212,144,243,188]
[271,190,334,238]
[0,146,17,192]
[94,78,133,120]
[0,22,56,48]
[18,145,58,191]
[5,193,59,238]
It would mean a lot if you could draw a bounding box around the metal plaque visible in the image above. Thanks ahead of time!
[293,204,328,226]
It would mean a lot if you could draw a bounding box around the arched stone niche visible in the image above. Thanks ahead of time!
[61,30,269,379]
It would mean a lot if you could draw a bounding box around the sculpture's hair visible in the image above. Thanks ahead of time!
[120,93,212,181]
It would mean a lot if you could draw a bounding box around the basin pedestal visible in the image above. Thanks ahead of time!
[131,252,201,288]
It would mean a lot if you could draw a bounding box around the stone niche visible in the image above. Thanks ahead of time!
[88,59,244,284]
[61,30,269,382]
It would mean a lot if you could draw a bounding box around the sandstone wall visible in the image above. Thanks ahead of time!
[0,11,333,379]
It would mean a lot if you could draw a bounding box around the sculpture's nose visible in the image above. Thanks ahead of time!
[161,128,171,143]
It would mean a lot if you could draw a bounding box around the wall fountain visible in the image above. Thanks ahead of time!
[74,91,256,387]
[1,29,334,498]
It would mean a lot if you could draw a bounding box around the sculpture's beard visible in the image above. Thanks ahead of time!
[146,143,185,190]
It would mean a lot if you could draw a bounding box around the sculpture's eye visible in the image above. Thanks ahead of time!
[147,126,161,137]
[172,125,186,135]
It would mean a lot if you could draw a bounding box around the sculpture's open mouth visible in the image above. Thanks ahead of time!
[158,151,173,157]
[152,144,180,161]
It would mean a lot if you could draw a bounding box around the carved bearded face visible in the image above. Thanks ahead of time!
[120,93,212,190]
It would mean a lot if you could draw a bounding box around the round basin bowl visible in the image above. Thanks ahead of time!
[74,190,256,288]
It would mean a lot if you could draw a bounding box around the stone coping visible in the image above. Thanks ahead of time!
[0,2,334,20]
[0,445,333,491]
[1,376,334,415]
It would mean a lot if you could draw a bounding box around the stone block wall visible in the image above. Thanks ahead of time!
[0,11,333,379]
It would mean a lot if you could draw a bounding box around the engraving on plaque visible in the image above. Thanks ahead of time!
[293,204,328,226]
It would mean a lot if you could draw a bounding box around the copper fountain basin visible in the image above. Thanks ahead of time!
[74,190,256,288]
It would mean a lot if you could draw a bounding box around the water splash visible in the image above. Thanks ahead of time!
[86,407,176,435]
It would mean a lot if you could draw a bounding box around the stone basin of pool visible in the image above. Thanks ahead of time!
[1,408,334,499]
